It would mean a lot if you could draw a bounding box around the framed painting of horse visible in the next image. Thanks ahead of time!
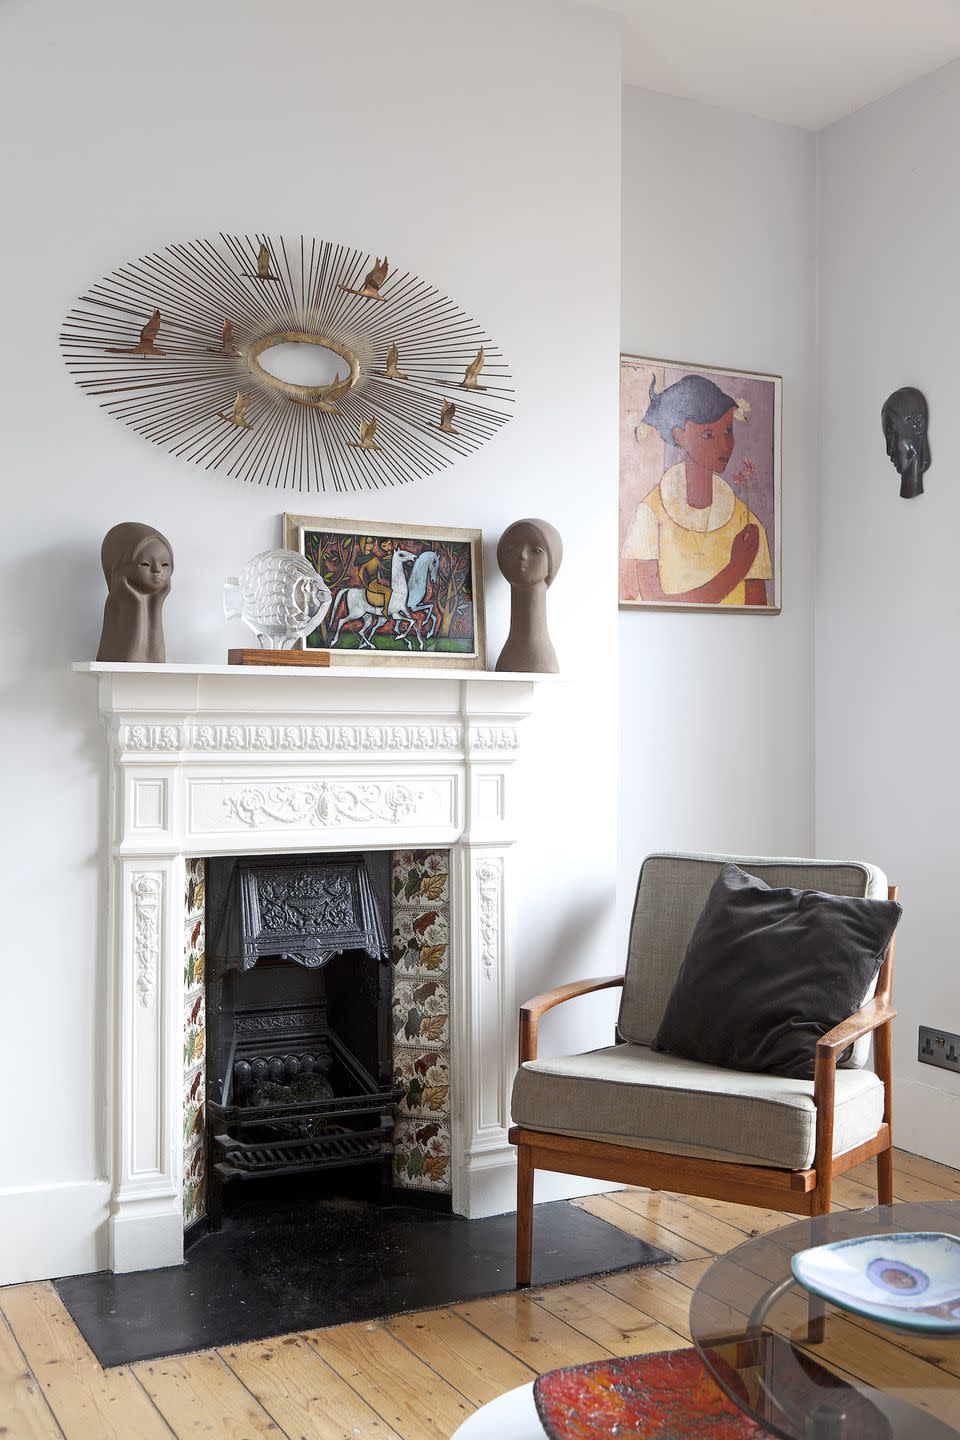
[283,513,486,668]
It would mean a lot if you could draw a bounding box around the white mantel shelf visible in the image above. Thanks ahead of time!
[78,655,545,1274]
[75,661,554,682]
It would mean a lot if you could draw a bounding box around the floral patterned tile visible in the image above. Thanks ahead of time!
[183,858,207,1228]
[183,1144,206,1228]
[392,850,449,909]
[392,977,449,1048]
[391,908,449,976]
[184,915,205,994]
[183,1096,205,1152]
[185,857,205,917]
[391,848,452,1194]
[393,1115,451,1192]
[394,1045,450,1119]
[184,990,205,1070]
[184,1058,204,1106]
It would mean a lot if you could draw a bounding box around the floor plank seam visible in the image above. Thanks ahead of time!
[300,1325,473,1438]
[373,1321,482,1416]
[125,1368,181,1440]
[0,1304,67,1440]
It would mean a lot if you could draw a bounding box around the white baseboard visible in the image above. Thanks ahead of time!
[894,1076,960,1169]
[532,1171,625,1204]
[0,1180,110,1285]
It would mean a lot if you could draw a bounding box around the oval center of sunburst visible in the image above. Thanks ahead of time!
[246,331,360,407]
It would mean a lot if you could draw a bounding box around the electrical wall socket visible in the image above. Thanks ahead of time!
[918,1025,960,1074]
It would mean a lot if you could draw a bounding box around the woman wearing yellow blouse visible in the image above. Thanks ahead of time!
[623,374,772,607]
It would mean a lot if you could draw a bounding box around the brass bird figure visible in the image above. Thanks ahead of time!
[296,370,353,412]
[106,307,165,356]
[438,398,458,435]
[207,318,240,356]
[339,255,389,301]
[243,242,281,281]
[460,347,487,390]
[218,391,253,430]
[385,342,408,380]
[348,417,380,451]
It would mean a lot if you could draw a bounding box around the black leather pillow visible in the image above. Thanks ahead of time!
[652,864,901,1080]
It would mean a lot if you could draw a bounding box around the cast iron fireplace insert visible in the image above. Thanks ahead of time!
[204,852,402,1227]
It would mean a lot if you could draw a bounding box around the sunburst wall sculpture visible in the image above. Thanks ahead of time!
[59,235,514,491]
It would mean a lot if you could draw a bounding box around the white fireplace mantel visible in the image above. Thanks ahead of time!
[76,661,546,1273]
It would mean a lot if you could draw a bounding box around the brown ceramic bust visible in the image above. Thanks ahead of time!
[495,518,563,673]
[96,522,174,663]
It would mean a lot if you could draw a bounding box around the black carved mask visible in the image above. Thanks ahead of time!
[882,387,930,499]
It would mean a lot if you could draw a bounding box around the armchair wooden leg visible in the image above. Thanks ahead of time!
[806,1208,830,1343]
[810,1170,832,1217]
[516,1144,534,1289]
[875,1017,895,1206]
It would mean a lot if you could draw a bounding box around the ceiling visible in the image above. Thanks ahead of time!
[587,0,960,129]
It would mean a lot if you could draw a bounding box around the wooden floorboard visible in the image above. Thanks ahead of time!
[0,1147,957,1438]
[221,1334,404,1440]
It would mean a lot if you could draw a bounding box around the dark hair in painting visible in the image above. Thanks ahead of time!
[642,374,737,445]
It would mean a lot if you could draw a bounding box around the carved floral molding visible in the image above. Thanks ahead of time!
[224,781,423,829]
[194,723,462,753]
[132,872,162,1008]
[470,727,519,752]
[120,722,520,755]
[125,725,183,752]
[476,858,503,982]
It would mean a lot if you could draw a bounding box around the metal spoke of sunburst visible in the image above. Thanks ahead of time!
[60,234,514,491]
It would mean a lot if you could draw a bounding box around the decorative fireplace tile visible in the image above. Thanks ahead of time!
[392,850,450,907]
[393,1046,451,1118]
[392,1115,452,1192]
[391,849,452,1192]
[392,978,449,1048]
[183,858,206,1229]
[391,908,449,975]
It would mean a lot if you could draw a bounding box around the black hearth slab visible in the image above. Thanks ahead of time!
[55,1196,673,1368]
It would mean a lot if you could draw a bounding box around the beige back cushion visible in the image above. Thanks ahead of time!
[618,852,890,1069]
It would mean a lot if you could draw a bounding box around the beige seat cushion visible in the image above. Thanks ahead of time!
[512,1043,884,1171]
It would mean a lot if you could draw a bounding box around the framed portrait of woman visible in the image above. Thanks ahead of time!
[619,355,781,613]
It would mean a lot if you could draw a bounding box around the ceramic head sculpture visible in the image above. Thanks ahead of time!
[96,522,174,663]
[495,518,563,673]
[882,386,930,499]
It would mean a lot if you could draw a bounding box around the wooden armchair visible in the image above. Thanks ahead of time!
[509,853,898,1287]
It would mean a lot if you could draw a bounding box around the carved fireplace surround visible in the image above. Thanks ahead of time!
[76,661,539,1274]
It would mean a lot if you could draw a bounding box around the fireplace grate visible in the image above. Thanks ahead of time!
[213,1122,394,1181]
[206,1003,402,1220]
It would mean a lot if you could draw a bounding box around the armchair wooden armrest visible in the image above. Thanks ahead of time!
[812,994,897,1208]
[519,974,624,1063]
[816,997,897,1062]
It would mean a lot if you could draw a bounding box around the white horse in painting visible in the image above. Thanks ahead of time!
[394,550,441,646]
[329,547,417,651]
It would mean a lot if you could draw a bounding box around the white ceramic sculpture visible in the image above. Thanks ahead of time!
[224,549,332,650]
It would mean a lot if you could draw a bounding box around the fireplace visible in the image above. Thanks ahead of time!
[203,854,402,1225]
[77,661,538,1273]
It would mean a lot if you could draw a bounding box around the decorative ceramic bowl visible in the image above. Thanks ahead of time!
[791,1231,960,1333]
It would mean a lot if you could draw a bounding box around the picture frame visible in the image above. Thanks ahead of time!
[283,513,486,669]
[619,354,782,613]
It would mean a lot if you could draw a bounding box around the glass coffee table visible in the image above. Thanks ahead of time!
[691,1200,960,1439]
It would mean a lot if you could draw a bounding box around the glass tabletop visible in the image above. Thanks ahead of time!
[690,1200,960,1440]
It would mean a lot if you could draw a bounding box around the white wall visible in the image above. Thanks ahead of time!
[0,0,622,1282]
[618,88,818,942]
[817,63,960,1165]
